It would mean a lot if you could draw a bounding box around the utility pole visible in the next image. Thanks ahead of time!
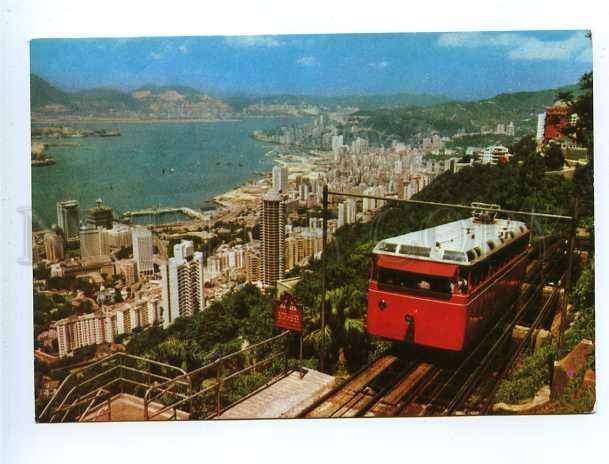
[320,184,328,372]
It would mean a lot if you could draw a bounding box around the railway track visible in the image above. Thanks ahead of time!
[300,241,567,419]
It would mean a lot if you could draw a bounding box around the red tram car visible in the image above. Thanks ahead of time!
[367,204,530,351]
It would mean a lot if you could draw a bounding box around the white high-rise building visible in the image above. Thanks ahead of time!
[331,134,344,156]
[337,200,357,228]
[105,223,133,248]
[536,113,546,145]
[79,225,109,259]
[132,226,154,278]
[337,202,346,228]
[272,165,288,194]
[298,182,310,202]
[351,137,369,155]
[160,240,205,328]
[345,199,357,225]
[395,159,404,175]
[362,187,377,212]
[56,200,80,246]
[506,121,515,137]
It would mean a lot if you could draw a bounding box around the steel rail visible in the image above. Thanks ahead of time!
[476,281,564,414]
[393,247,563,417]
[433,265,556,415]
[351,360,424,418]
[433,254,564,416]
[296,356,384,418]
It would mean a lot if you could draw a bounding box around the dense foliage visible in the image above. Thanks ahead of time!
[126,283,276,371]
[357,85,576,142]
[495,265,595,405]
[292,157,576,371]
[494,65,594,411]
[445,134,516,152]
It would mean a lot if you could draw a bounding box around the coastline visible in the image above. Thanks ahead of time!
[32,117,320,230]
[211,147,332,209]
[31,117,244,124]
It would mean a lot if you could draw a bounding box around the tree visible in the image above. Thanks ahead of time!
[562,72,593,157]
[509,133,538,161]
[113,287,123,303]
[545,143,565,171]
[304,285,368,371]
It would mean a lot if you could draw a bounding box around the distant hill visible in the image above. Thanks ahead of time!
[30,74,74,111]
[224,93,451,113]
[357,85,578,141]
[131,85,231,119]
[30,74,231,120]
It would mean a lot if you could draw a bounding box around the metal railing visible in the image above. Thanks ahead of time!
[144,330,291,420]
[39,331,293,423]
[38,352,189,423]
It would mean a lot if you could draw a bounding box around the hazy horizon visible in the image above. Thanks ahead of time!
[30,31,592,100]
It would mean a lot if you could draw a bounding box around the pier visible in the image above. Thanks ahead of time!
[121,206,206,221]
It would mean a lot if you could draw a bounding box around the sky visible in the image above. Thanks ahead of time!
[30,31,593,100]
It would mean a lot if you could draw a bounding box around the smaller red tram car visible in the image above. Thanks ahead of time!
[367,204,530,351]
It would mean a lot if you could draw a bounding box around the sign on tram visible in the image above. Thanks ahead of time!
[274,293,303,332]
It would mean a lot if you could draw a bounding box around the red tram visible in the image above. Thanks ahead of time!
[367,204,530,351]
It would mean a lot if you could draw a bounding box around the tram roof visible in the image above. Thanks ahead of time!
[373,217,529,266]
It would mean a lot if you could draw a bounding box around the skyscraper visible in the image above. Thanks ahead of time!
[337,202,346,228]
[160,240,205,328]
[331,134,344,156]
[86,198,113,230]
[79,225,109,259]
[56,200,80,246]
[132,226,154,279]
[272,165,288,193]
[44,231,64,263]
[345,199,357,225]
[261,190,286,287]
[536,113,547,145]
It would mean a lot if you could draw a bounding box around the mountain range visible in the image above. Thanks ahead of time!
[30,73,574,127]
[30,74,453,120]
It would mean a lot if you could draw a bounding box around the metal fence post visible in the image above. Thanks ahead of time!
[320,184,328,372]
[299,332,304,378]
[557,197,579,354]
[284,333,289,375]
[215,359,222,416]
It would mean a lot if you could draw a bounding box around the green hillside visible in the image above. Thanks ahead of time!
[358,85,578,140]
[30,74,73,109]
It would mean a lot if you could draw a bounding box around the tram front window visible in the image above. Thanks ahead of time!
[377,268,452,295]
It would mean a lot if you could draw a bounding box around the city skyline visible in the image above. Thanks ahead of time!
[31,31,592,100]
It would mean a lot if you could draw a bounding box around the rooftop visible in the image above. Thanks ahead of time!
[373,217,528,266]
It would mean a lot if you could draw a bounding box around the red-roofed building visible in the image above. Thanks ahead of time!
[543,101,575,143]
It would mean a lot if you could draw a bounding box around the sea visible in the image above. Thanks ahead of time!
[31,117,310,230]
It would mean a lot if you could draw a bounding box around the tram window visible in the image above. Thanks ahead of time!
[399,245,431,257]
[377,268,452,295]
[377,242,398,252]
